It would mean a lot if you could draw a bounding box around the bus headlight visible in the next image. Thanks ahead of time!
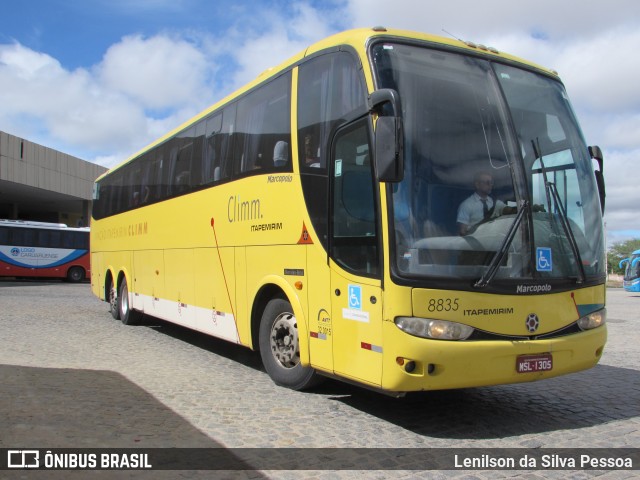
[395,317,474,340]
[577,308,606,330]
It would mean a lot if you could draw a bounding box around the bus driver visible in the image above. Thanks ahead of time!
[456,171,506,236]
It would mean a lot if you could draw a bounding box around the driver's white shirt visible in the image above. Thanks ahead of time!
[456,193,505,228]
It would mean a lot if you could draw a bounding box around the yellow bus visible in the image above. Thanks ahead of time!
[91,27,607,394]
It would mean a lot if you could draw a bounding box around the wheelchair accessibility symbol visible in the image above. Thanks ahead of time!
[348,285,362,310]
[536,247,552,272]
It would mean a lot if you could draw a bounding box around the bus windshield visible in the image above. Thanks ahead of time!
[372,42,606,288]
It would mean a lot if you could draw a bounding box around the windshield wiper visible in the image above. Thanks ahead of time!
[546,181,586,283]
[474,201,528,288]
[532,139,586,283]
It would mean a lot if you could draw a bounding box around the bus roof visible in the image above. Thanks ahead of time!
[97,27,557,181]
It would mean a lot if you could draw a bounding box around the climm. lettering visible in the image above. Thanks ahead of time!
[228,195,262,222]
[128,222,148,236]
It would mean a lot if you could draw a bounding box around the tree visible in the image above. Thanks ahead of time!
[608,239,640,275]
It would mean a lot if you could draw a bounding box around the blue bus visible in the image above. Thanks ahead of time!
[619,249,640,292]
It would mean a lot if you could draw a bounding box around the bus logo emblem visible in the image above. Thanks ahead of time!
[10,248,19,256]
[536,247,552,272]
[525,313,540,333]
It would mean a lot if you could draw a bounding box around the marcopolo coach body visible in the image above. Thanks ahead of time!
[91,27,607,394]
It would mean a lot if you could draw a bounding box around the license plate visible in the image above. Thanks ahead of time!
[516,353,553,373]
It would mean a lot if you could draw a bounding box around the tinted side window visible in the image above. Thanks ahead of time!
[168,127,195,197]
[92,72,292,220]
[297,51,367,250]
[105,172,125,218]
[298,52,366,171]
[191,120,206,188]
[203,107,235,184]
[63,231,77,249]
[93,181,106,219]
[66,231,88,249]
[235,72,292,176]
[12,228,35,247]
[49,230,61,248]
[124,163,142,210]
[140,153,162,205]
[203,112,223,184]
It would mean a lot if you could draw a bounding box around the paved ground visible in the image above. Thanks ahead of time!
[0,281,638,479]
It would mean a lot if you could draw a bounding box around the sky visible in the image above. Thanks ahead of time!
[0,0,638,246]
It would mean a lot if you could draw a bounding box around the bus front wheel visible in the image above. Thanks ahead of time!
[259,298,320,390]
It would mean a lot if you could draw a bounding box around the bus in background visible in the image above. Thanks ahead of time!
[0,219,90,282]
[90,28,607,395]
[619,250,640,292]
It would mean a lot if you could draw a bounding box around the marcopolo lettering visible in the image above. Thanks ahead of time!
[267,175,293,183]
[516,284,552,294]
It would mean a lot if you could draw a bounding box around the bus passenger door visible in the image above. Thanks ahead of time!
[330,269,383,386]
[329,118,383,387]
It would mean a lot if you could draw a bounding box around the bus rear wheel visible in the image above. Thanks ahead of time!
[66,266,85,283]
[118,279,141,325]
[259,298,320,390]
[108,280,120,320]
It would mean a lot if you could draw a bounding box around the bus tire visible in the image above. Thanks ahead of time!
[108,279,120,320]
[259,298,320,390]
[118,279,141,325]
[66,266,85,283]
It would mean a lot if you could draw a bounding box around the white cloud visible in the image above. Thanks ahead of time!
[0,43,77,117]
[602,114,640,151]
[483,34,637,120]
[211,3,336,89]
[342,0,639,42]
[97,34,212,111]
[598,147,639,245]
[91,153,125,169]
[548,28,640,114]
[602,148,639,207]
[481,27,640,154]
[0,42,57,80]
[0,34,219,161]
[0,43,142,152]
[0,9,333,164]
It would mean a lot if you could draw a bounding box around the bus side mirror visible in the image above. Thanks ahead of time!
[589,145,605,213]
[619,258,629,269]
[374,116,404,183]
[369,89,404,183]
